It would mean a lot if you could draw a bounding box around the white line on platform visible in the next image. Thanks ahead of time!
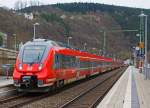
[123,66,132,108]
[97,67,130,108]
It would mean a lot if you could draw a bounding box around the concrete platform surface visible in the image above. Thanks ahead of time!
[0,76,13,87]
[97,66,150,108]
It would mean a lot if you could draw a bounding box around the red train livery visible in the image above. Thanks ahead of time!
[13,39,120,92]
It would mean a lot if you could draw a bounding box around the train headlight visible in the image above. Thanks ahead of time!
[18,64,22,70]
[38,63,43,71]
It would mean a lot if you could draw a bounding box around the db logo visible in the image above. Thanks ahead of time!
[27,66,32,71]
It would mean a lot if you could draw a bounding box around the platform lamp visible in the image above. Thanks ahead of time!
[84,43,87,50]
[13,34,17,51]
[139,11,148,79]
[67,36,72,46]
[33,23,40,40]
[99,30,106,56]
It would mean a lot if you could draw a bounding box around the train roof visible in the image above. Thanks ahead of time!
[23,38,114,62]
[24,39,59,47]
[24,39,76,49]
[55,47,113,62]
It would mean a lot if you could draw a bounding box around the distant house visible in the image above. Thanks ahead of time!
[24,13,34,20]
[0,32,7,48]
[60,14,67,19]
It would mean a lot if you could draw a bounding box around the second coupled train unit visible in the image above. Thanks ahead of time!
[13,39,121,92]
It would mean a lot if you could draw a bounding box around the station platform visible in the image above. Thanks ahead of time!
[0,76,13,87]
[97,66,150,108]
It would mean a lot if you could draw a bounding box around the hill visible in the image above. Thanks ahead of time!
[0,3,149,60]
[18,4,130,58]
[0,8,33,48]
[52,3,147,46]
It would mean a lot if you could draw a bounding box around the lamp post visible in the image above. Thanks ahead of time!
[145,14,148,79]
[99,30,106,56]
[139,11,148,79]
[33,23,40,40]
[99,49,102,55]
[103,31,106,56]
[13,34,17,51]
[84,43,87,50]
[19,42,23,51]
[67,36,72,46]
[136,33,141,51]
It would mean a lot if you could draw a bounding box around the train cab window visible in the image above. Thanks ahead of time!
[22,45,46,63]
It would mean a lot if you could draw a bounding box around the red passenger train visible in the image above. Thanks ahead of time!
[13,39,120,92]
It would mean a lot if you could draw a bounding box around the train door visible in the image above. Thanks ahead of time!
[91,62,94,75]
[54,54,65,79]
[76,57,80,79]
[54,54,60,78]
[54,54,59,69]
[54,54,65,87]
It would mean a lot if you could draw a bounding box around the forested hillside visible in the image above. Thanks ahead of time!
[1,2,150,60]
[52,3,150,47]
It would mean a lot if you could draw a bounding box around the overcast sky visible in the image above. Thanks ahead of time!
[0,0,149,9]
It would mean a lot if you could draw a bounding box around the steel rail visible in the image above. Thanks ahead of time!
[59,68,124,108]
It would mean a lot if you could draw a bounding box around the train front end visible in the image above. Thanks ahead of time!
[13,39,56,92]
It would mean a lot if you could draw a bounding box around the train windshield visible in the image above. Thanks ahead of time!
[22,45,46,63]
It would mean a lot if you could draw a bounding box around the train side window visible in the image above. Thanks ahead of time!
[54,54,59,69]
[55,54,77,69]
[71,56,76,67]
[61,55,68,68]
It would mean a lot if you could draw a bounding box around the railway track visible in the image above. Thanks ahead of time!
[0,67,126,108]
[59,67,124,108]
[22,67,126,108]
[0,90,56,108]
[0,85,18,99]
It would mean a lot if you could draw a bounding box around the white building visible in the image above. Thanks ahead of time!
[24,13,34,20]
[60,14,67,19]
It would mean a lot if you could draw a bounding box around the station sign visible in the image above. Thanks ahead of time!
[139,42,144,49]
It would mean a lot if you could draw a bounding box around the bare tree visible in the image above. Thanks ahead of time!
[37,1,40,6]
[14,0,27,10]
[29,0,41,6]
[14,1,21,10]
[29,0,34,6]
[24,0,28,8]
[20,0,24,9]
[14,0,41,10]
